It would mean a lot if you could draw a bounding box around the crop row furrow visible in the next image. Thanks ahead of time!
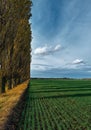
[55,98,89,129]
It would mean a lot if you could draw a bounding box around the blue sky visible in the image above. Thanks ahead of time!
[31,0,91,78]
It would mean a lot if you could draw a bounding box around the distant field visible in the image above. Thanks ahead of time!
[18,79,91,130]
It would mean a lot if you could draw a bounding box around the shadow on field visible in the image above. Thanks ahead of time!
[3,86,29,130]
[31,84,91,92]
[32,92,91,99]
[31,88,91,93]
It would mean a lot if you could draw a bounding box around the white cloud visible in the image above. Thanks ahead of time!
[34,46,47,55]
[72,59,84,64]
[32,65,46,71]
[54,44,61,51]
[88,70,91,73]
[31,63,53,71]
[33,44,61,55]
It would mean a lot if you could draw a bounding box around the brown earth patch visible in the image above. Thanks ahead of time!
[0,80,29,130]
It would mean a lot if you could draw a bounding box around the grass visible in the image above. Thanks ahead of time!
[18,79,91,130]
[0,80,29,130]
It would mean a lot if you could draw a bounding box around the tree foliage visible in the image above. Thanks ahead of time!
[0,0,32,93]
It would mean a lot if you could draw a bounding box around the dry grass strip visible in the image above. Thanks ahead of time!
[0,80,29,130]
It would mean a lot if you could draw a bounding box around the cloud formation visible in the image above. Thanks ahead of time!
[31,63,54,71]
[33,44,61,55]
[72,59,84,64]
[31,0,91,78]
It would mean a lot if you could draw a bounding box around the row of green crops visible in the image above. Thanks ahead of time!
[18,79,91,130]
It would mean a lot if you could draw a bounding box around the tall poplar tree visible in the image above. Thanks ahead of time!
[0,0,32,93]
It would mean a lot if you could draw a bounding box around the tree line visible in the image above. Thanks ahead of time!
[0,0,32,93]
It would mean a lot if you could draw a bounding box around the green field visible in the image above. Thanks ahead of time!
[18,79,91,130]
